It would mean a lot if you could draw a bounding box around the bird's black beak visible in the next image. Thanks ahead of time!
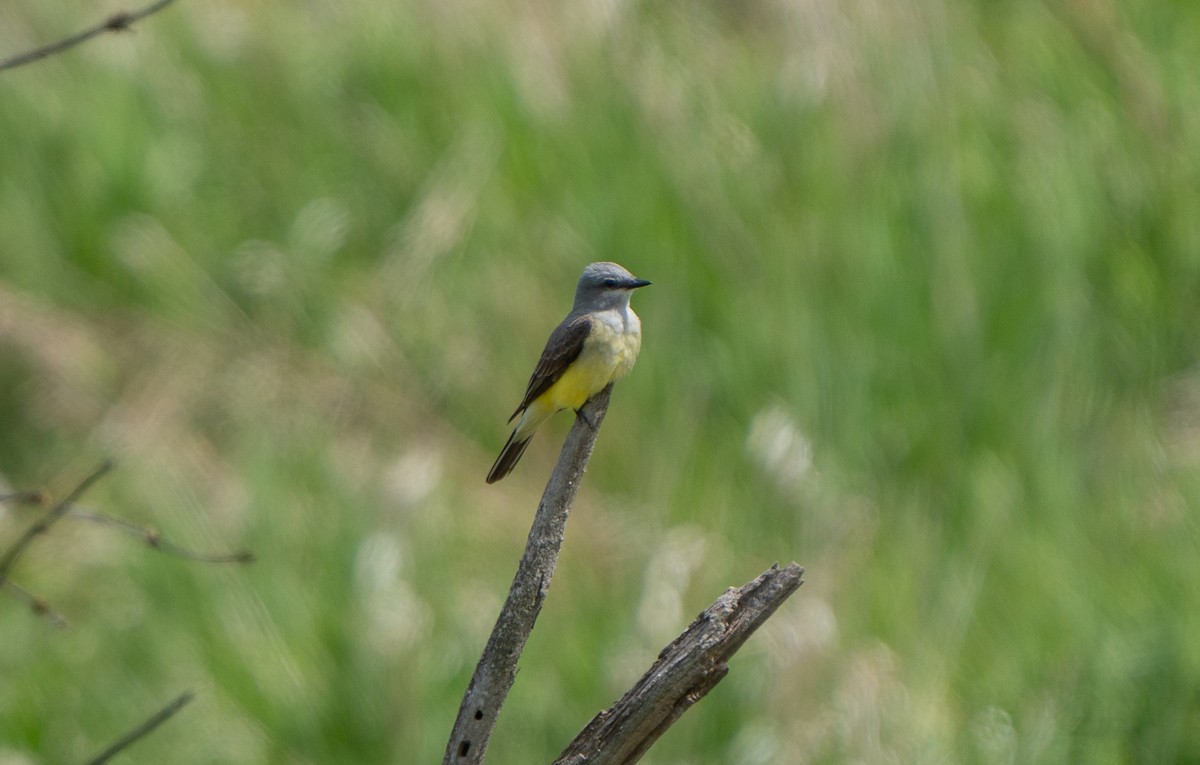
[626,278,652,289]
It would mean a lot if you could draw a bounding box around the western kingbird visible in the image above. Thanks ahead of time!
[486,262,651,483]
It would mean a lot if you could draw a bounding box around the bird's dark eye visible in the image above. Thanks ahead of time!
[602,278,618,288]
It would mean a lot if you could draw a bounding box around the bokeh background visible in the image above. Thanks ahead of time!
[2,1,1200,763]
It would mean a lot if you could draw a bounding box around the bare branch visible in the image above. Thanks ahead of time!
[82,691,194,765]
[0,489,51,506]
[68,506,255,564]
[1,461,251,622]
[555,562,805,765]
[1,577,69,627]
[2,483,252,564]
[443,385,614,765]
[0,0,181,72]
[0,459,114,579]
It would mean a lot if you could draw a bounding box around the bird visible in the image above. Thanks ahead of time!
[486,262,651,483]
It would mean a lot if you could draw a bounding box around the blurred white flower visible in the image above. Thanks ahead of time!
[747,405,814,491]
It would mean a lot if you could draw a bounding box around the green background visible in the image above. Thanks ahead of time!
[2,1,1200,762]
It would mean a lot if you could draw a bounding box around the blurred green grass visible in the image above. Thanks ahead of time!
[2,0,1200,763]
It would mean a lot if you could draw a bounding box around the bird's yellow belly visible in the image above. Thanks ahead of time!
[539,322,641,413]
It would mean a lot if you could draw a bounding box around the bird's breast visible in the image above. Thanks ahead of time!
[539,309,641,412]
[594,306,641,381]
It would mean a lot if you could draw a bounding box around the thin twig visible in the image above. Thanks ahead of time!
[0,577,69,628]
[555,562,806,765]
[68,506,255,564]
[0,0,181,72]
[0,461,252,622]
[0,459,114,579]
[82,691,194,765]
[443,385,614,765]
[0,489,51,506]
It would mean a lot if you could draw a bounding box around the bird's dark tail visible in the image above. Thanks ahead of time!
[486,431,533,483]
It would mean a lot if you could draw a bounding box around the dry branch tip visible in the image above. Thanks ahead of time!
[84,690,195,765]
[0,0,181,72]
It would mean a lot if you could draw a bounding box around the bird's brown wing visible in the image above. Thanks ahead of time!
[508,314,593,421]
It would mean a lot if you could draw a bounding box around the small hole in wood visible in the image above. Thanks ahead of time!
[473,709,484,720]
[458,741,471,756]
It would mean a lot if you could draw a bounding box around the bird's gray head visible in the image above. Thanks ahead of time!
[572,262,652,312]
